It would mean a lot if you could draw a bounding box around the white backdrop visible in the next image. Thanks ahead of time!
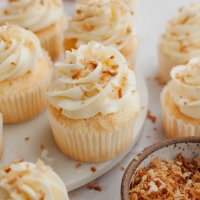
[0,0,199,199]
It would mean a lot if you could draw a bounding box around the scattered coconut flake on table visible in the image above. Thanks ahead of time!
[41,148,54,163]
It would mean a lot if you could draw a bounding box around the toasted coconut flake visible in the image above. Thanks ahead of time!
[40,149,54,163]
[129,155,200,199]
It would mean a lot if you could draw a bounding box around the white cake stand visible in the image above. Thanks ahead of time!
[1,73,148,192]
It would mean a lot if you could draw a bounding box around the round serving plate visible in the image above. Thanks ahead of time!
[0,73,148,192]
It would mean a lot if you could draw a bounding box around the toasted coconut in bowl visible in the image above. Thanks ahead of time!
[121,137,200,200]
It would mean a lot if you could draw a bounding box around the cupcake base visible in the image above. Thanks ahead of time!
[47,102,140,163]
[0,53,52,124]
[161,87,200,138]
[36,18,66,61]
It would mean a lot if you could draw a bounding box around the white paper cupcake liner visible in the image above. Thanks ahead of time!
[158,44,186,83]
[0,85,48,124]
[120,36,138,70]
[36,18,65,61]
[47,109,136,163]
[161,88,200,138]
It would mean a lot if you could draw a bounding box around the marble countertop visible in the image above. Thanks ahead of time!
[65,0,200,199]
[0,0,198,199]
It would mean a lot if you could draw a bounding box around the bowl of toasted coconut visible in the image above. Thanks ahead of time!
[121,137,200,200]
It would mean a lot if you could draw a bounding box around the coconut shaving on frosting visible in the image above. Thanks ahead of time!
[0,25,42,81]
[161,3,200,63]
[65,0,135,49]
[0,160,69,200]
[48,42,140,119]
[0,0,63,32]
[168,57,200,119]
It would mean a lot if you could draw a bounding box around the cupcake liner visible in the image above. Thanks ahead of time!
[47,109,136,162]
[0,113,3,158]
[36,18,66,61]
[0,52,52,124]
[0,85,48,124]
[161,88,200,138]
[158,43,186,83]
[119,36,138,70]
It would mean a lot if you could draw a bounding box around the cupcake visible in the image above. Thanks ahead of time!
[47,42,141,162]
[161,57,200,138]
[0,0,65,60]
[0,160,69,199]
[159,3,200,83]
[0,25,52,124]
[65,0,137,69]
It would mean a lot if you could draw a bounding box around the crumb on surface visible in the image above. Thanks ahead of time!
[154,76,165,86]
[153,127,158,131]
[24,137,30,141]
[40,149,54,163]
[90,166,97,172]
[147,110,157,124]
[75,163,82,168]
[120,167,125,171]
[87,183,102,192]
[40,144,45,150]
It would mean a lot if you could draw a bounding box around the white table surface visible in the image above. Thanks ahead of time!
[65,0,200,199]
[0,0,199,199]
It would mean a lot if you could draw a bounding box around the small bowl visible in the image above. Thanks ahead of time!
[121,137,200,200]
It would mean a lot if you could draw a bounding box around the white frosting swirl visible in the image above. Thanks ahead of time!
[0,25,42,81]
[65,0,134,49]
[0,0,63,32]
[48,42,140,119]
[161,3,200,63]
[168,57,200,119]
[0,160,69,200]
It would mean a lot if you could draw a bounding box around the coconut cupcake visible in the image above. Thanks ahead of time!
[65,0,137,69]
[0,160,69,199]
[0,0,65,60]
[47,42,141,162]
[159,3,200,83]
[161,57,200,138]
[0,25,52,124]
